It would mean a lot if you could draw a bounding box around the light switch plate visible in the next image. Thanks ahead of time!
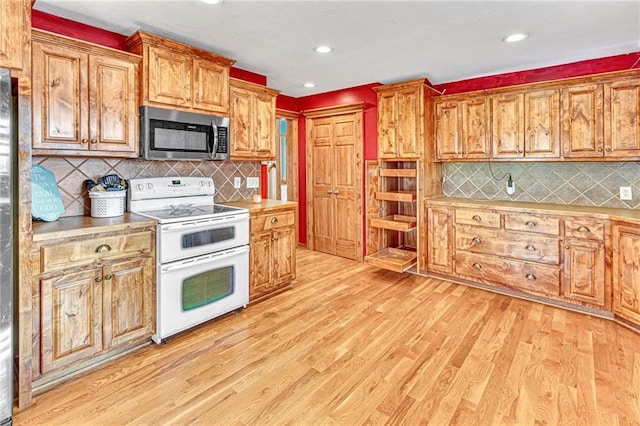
[246,177,260,188]
[233,177,241,189]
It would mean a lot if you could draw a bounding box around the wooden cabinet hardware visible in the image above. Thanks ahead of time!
[96,244,111,253]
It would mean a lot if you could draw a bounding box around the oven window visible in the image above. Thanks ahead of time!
[182,266,234,311]
[182,227,235,249]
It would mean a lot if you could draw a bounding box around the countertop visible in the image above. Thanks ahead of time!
[426,196,640,221]
[32,213,157,242]
[222,199,298,214]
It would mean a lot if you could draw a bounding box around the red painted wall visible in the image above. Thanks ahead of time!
[275,95,298,112]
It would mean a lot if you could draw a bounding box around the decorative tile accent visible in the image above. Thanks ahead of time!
[33,156,261,217]
[442,161,640,209]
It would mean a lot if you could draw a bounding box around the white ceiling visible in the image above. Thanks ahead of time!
[33,0,640,98]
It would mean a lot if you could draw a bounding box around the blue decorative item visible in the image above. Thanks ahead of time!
[32,164,65,222]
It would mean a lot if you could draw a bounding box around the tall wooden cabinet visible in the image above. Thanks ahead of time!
[229,78,279,160]
[0,0,27,70]
[32,30,140,157]
[125,30,235,115]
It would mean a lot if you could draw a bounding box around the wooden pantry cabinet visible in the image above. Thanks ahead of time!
[31,216,155,390]
[125,30,235,115]
[229,78,279,160]
[31,30,140,157]
[0,0,27,70]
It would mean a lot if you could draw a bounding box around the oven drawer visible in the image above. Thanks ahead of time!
[251,210,295,233]
[41,232,152,273]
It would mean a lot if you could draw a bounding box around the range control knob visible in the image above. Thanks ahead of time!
[136,184,143,191]
[146,183,153,189]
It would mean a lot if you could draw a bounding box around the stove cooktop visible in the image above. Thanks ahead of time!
[133,203,248,224]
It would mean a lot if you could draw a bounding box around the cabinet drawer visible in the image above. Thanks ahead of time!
[456,226,560,265]
[564,219,605,241]
[455,251,560,298]
[41,232,152,273]
[251,210,295,233]
[504,213,560,236]
[455,209,501,228]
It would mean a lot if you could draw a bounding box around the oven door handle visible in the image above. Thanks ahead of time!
[161,246,249,272]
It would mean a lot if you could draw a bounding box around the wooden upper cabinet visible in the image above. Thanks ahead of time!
[32,30,140,157]
[434,100,462,160]
[229,78,279,160]
[461,97,490,158]
[0,0,26,70]
[375,79,426,159]
[525,89,560,158]
[492,93,525,158]
[605,78,640,158]
[125,30,234,115]
[562,83,604,158]
[434,96,489,160]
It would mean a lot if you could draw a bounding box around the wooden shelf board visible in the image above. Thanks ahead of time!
[365,247,417,273]
[370,215,417,231]
[375,191,417,202]
[380,169,417,178]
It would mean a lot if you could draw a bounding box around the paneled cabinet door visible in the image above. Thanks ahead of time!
[378,90,398,159]
[193,59,228,114]
[147,46,192,108]
[249,232,274,298]
[427,207,454,274]
[492,93,525,158]
[605,79,640,158]
[273,227,295,285]
[525,89,560,158]
[461,97,490,159]
[562,239,605,307]
[255,91,276,158]
[229,85,253,157]
[562,83,604,158]
[435,101,462,160]
[613,224,640,324]
[395,86,421,158]
[0,0,24,70]
[102,258,154,349]
[88,54,138,154]
[40,269,103,374]
[32,41,89,151]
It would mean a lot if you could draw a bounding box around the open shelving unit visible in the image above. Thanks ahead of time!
[365,160,418,273]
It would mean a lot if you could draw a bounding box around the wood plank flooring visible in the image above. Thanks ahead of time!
[15,248,640,425]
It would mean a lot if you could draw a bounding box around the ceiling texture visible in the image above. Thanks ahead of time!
[33,0,640,97]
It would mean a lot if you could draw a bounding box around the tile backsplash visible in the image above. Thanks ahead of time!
[33,156,260,217]
[442,161,640,209]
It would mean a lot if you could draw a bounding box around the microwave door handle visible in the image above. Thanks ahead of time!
[211,122,218,159]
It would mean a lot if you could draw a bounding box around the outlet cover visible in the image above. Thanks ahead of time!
[620,186,633,200]
[246,177,260,188]
[233,177,241,189]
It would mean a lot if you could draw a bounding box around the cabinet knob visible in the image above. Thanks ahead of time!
[605,147,612,152]
[186,97,191,101]
[327,189,333,194]
[597,147,603,152]
[95,244,111,253]
[270,217,278,224]
[525,220,537,227]
[472,237,482,244]
[195,98,200,103]
[95,276,103,283]
[81,138,89,144]
[525,244,536,251]
[565,245,570,249]
[473,263,482,270]
[472,215,482,222]
[525,274,536,280]
[272,237,279,241]
[104,274,113,281]
[90,138,98,144]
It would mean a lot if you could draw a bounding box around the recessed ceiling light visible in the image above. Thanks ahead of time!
[503,33,529,43]
[314,46,333,54]
[199,0,223,4]
[303,82,316,88]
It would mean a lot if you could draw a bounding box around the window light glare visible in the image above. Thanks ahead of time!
[303,82,316,88]
[503,33,529,43]
[314,45,333,54]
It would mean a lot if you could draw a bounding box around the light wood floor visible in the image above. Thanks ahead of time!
[15,248,640,425]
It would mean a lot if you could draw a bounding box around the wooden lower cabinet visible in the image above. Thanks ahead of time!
[562,238,606,307]
[612,223,640,324]
[426,207,454,274]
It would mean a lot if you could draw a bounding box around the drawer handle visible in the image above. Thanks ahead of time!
[577,226,590,233]
[473,263,482,269]
[525,274,536,280]
[104,274,113,281]
[525,220,537,227]
[96,244,111,253]
[270,217,278,224]
[472,215,482,222]
[525,244,536,251]
[472,237,482,244]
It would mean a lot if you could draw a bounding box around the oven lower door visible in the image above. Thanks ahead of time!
[154,245,249,343]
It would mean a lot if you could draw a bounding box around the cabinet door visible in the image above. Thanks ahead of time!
[254,91,276,158]
[435,101,462,160]
[605,79,640,158]
[377,91,398,159]
[525,89,560,158]
[562,83,604,158]
[229,86,254,157]
[310,117,335,255]
[273,227,295,285]
[0,0,24,70]
[562,239,605,307]
[32,41,89,151]
[193,59,229,114]
[102,258,154,348]
[396,87,421,158]
[40,269,103,373]
[88,54,138,154]
[249,232,274,299]
[613,224,640,324]
[147,46,192,107]
[427,207,454,274]
[461,97,490,159]
[492,93,525,158]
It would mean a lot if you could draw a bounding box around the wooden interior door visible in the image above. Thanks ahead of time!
[306,104,363,261]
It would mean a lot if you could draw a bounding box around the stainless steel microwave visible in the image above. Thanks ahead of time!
[140,106,230,161]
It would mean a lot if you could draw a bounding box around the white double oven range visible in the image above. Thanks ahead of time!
[128,177,249,344]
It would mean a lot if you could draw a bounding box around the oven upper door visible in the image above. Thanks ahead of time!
[158,213,249,263]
